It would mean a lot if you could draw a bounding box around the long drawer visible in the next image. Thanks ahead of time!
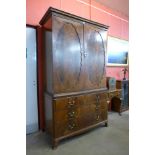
[54,107,107,138]
[54,92,108,111]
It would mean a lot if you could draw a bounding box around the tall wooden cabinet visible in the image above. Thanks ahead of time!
[40,7,109,149]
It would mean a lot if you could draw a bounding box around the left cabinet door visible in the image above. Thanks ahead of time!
[52,15,84,93]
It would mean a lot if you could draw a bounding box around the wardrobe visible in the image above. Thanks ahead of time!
[40,7,109,149]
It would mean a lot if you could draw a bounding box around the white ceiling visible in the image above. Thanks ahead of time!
[95,0,129,17]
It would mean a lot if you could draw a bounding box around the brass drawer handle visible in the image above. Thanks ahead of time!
[97,95,100,99]
[68,124,74,130]
[68,101,73,104]
[68,101,75,108]
[95,106,100,110]
[67,97,72,103]
[96,115,100,121]
[68,123,76,130]
[96,95,100,105]
[67,98,76,108]
[68,102,75,108]
[68,111,76,118]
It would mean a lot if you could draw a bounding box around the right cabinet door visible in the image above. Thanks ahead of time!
[84,23,107,90]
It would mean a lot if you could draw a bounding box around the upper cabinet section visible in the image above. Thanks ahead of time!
[40,8,109,94]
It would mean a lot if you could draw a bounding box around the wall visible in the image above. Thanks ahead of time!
[27,0,129,80]
[26,0,129,129]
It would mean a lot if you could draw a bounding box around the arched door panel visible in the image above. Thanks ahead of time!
[53,16,83,93]
[84,24,107,90]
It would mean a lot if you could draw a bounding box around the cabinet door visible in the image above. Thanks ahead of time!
[52,15,83,93]
[84,23,107,90]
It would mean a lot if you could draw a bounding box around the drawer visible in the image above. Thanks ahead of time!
[93,109,107,122]
[54,92,109,111]
[55,118,80,138]
[54,103,91,137]
[85,93,108,105]
[89,104,107,122]
[84,94,97,104]
[109,92,117,98]
[100,100,108,109]
[54,108,80,122]
[54,96,79,111]
[92,99,107,109]
[109,90,122,99]
[99,93,109,99]
[116,91,122,97]
[100,108,107,120]
[110,90,121,98]
[54,109,81,138]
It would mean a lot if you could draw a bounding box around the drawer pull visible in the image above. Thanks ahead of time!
[96,95,100,105]
[68,102,75,108]
[68,99,76,108]
[95,106,100,110]
[68,111,76,118]
[67,98,76,108]
[96,115,100,121]
[68,101,72,104]
[68,123,76,130]
[96,95,100,99]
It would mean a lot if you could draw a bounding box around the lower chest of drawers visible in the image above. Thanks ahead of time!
[53,93,108,138]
